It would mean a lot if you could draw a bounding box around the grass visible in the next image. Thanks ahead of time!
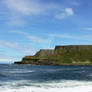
[21,45,92,65]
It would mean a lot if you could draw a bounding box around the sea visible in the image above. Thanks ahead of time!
[0,64,92,92]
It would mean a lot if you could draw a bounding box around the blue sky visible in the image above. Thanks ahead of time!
[0,0,92,63]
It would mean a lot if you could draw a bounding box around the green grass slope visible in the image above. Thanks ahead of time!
[14,45,92,65]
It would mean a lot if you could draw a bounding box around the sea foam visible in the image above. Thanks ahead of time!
[0,80,92,92]
[0,85,92,92]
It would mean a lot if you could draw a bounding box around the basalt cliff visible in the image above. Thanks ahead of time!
[14,45,92,65]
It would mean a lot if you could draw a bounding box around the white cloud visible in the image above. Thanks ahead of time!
[0,40,37,56]
[65,0,80,6]
[56,8,74,19]
[3,0,60,16]
[8,16,25,26]
[4,0,44,15]
[0,50,20,63]
[9,30,49,44]
[9,30,92,50]
[27,35,48,43]
[9,30,28,35]
[2,0,45,25]
[1,0,76,26]
[48,33,92,41]
[48,33,73,39]
[4,42,18,48]
[9,30,92,46]
[0,55,22,64]
[65,8,74,15]
[83,28,92,31]
[0,59,12,63]
[9,30,55,49]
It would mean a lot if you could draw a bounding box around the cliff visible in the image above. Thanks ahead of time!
[14,45,92,65]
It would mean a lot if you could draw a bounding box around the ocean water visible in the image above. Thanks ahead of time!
[0,64,92,92]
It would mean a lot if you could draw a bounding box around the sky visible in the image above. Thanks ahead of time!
[0,0,92,63]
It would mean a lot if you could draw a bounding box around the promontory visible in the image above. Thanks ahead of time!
[14,45,92,65]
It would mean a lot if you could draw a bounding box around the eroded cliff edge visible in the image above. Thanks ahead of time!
[14,45,92,65]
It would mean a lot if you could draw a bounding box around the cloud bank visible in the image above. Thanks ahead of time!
[0,0,76,26]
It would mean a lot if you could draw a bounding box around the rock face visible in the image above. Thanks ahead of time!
[14,45,92,65]
[34,49,54,58]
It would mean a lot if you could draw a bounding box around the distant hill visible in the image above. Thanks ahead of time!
[14,45,92,65]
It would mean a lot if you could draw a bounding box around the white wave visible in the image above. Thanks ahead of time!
[3,69,34,73]
[0,80,92,92]
[8,70,34,73]
[0,85,92,92]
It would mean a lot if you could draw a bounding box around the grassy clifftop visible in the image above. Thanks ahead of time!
[14,45,92,65]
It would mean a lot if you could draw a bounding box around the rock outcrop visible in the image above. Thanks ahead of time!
[14,45,92,65]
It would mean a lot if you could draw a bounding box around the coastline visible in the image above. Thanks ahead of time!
[14,62,92,66]
[14,45,92,66]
